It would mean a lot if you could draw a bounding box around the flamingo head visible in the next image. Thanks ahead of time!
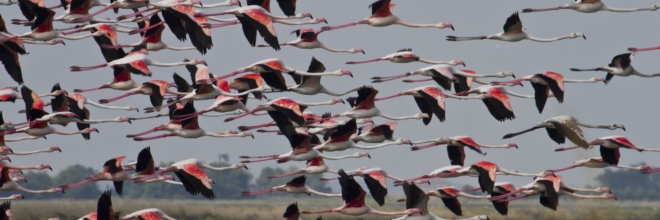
[592,77,606,84]
[604,193,617,200]
[40,164,53,171]
[569,32,586,40]
[50,188,64,193]
[349,48,365,54]
[398,139,412,145]
[356,152,371,159]
[497,71,516,78]
[405,208,421,215]
[11,194,23,199]
[0,147,12,153]
[414,113,430,119]
[640,165,655,174]
[437,22,454,31]
[117,116,131,124]
[609,124,626,131]
[50,40,66,45]
[299,12,313,19]
[127,106,139,112]
[335,70,353,77]
[507,143,518,149]
[190,0,202,5]
[331,98,345,104]
[359,118,374,124]
[233,163,248,170]
[313,18,328,24]
[14,177,26,182]
[194,59,207,65]
[0,156,10,162]
[449,60,466,67]
[49,146,62,152]
[231,0,240,6]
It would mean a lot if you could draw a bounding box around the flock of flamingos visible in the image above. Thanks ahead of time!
[1,0,660,219]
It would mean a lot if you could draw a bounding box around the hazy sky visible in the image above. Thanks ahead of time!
[2,0,660,196]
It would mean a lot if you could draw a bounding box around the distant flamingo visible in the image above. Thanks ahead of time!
[103,14,197,52]
[395,181,490,220]
[119,208,176,220]
[321,0,453,31]
[0,87,66,103]
[371,65,515,94]
[555,136,645,152]
[70,45,206,74]
[347,48,464,65]
[3,5,108,42]
[126,99,186,138]
[279,58,367,97]
[491,72,605,113]
[301,169,421,216]
[200,58,353,84]
[522,1,660,13]
[243,175,340,197]
[223,97,344,125]
[549,157,651,173]
[122,147,180,185]
[60,156,140,196]
[352,122,397,143]
[447,12,585,42]
[320,167,422,206]
[454,85,545,122]
[394,165,515,186]
[71,0,199,22]
[397,186,488,216]
[0,167,62,194]
[98,80,176,107]
[77,190,116,220]
[570,53,660,84]
[339,86,429,121]
[257,28,363,54]
[411,136,517,166]
[503,115,625,148]
[314,119,411,152]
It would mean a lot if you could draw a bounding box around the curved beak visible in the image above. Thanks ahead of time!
[583,35,587,40]
[462,62,466,67]
[244,165,249,170]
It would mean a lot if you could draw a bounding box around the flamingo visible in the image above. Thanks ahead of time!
[3,5,108,41]
[243,175,341,197]
[371,64,515,94]
[70,45,205,74]
[102,14,196,52]
[394,181,489,220]
[60,156,136,196]
[77,190,116,220]
[314,119,412,152]
[454,85,547,122]
[119,208,176,220]
[121,147,179,185]
[126,99,187,138]
[223,97,344,125]
[1,86,98,138]
[570,53,660,84]
[133,102,254,141]
[394,165,521,186]
[411,136,517,166]
[280,57,366,96]
[352,122,397,143]
[447,12,585,42]
[339,86,430,121]
[135,158,248,199]
[346,48,464,65]
[502,115,625,148]
[495,188,616,207]
[522,1,660,13]
[397,186,488,216]
[239,123,371,164]
[257,28,363,54]
[321,0,453,31]
[0,195,22,201]
[0,167,62,194]
[200,58,353,84]
[301,169,421,216]
[0,87,65,103]
[98,80,176,106]
[163,79,254,120]
[65,92,138,112]
[282,202,305,220]
[228,73,268,105]
[549,157,651,173]
[0,37,24,85]
[491,72,605,113]
[71,0,199,22]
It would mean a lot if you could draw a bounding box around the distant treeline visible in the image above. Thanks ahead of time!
[0,155,331,200]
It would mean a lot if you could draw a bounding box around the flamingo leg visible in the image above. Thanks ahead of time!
[490,188,528,201]
[371,74,411,83]
[321,22,360,31]
[629,46,660,52]
[496,193,533,202]
[116,8,153,20]
[269,170,304,179]
[133,133,177,141]
[172,109,211,122]
[61,177,103,189]
[203,21,240,29]
[70,64,109,72]
[128,21,165,35]
[239,155,278,159]
[242,189,275,196]
[131,10,159,22]
[402,78,435,83]
[301,209,334,215]
[549,165,582,173]
[345,58,385,64]
[126,127,163,138]
[554,145,583,152]
[99,92,136,103]
[237,122,275,131]
[411,143,441,151]
[199,70,248,84]
[143,99,181,112]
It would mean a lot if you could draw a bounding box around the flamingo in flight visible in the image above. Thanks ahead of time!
[119,208,176,220]
[522,1,660,13]
[269,157,370,179]
[570,53,660,84]
[134,101,254,141]
[0,167,63,194]
[3,4,108,42]
[70,0,199,22]
[121,147,179,185]
[346,48,464,65]
[70,45,206,74]
[135,158,248,199]
[502,115,626,148]
[223,97,344,125]
[555,135,649,152]
[273,57,367,97]
[314,119,412,152]
[371,65,515,93]
[243,175,341,197]
[165,79,256,120]
[447,12,585,42]
[77,190,117,220]
[195,5,315,50]
[393,165,515,186]
[60,23,130,65]
[257,28,364,54]
[200,58,353,84]
[549,156,651,174]
[394,181,490,220]
[339,86,429,121]
[411,136,518,166]
[126,99,189,138]
[454,85,545,122]
[0,15,26,85]
[396,186,488,216]
[103,14,197,52]
[494,188,616,210]
[491,71,605,113]
[301,169,421,217]
[352,121,397,143]
[98,80,176,107]
[321,0,453,31]
[239,122,371,164]
[0,87,65,103]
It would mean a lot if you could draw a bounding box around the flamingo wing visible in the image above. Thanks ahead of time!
[402,182,429,216]
[328,119,357,143]
[354,87,378,110]
[440,197,463,216]
[539,72,564,103]
[172,73,192,93]
[271,99,304,126]
[276,0,296,17]
[503,12,523,34]
[551,120,587,148]
[363,170,388,207]
[369,124,394,140]
[419,87,446,122]
[357,124,375,135]
[0,44,23,85]
[96,190,114,220]
[30,6,55,32]
[247,0,270,11]
[413,97,433,125]
[530,82,550,114]
[453,70,475,94]
[285,175,306,187]
[236,15,259,47]
[537,180,559,211]
[135,147,156,175]
[145,14,165,40]
[161,10,188,41]
[17,0,39,21]
[242,10,280,50]
[369,0,391,17]
[143,83,164,107]
[490,192,509,215]
[283,203,301,219]
[68,0,91,15]
[599,147,620,165]
[67,97,91,140]
[260,72,288,90]
[338,169,365,205]
[472,162,497,195]
[177,169,215,200]
[610,53,632,69]
[447,146,466,166]
[481,98,506,122]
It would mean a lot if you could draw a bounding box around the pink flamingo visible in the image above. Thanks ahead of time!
[411,136,517,166]
[346,48,463,65]
[242,175,340,197]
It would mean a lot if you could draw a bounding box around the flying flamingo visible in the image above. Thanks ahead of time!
[119,208,176,220]
[282,203,306,220]
[243,175,341,197]
[102,14,196,52]
[239,123,371,164]
[570,53,660,84]
[0,167,63,194]
[339,86,429,121]
[321,0,453,31]
[549,157,651,173]
[223,97,344,125]
[394,181,489,220]
[522,1,660,13]
[200,58,353,84]
[228,73,268,105]
[77,190,116,220]
[394,165,521,187]
[126,99,188,138]
[468,182,519,216]
[70,0,199,22]
[346,48,464,65]
[555,136,648,153]
[502,115,625,148]
[411,136,518,166]
[301,169,421,216]
[281,57,366,96]
[454,85,547,122]
[0,194,22,200]
[1,86,98,138]
[494,188,616,208]
[70,45,206,74]
[314,119,412,152]
[396,186,488,216]
[60,156,136,196]
[59,23,128,64]
[491,72,605,113]
[3,6,108,41]
[447,12,585,42]
[164,79,255,120]
[352,122,397,143]
[0,146,60,156]
[98,80,176,107]
[133,101,254,141]
[121,147,179,185]
[0,39,24,85]
[135,158,248,199]
[257,28,364,54]
[371,64,515,93]
[0,87,66,103]
[65,92,138,112]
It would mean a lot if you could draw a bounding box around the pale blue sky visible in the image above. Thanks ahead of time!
[1,0,660,195]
